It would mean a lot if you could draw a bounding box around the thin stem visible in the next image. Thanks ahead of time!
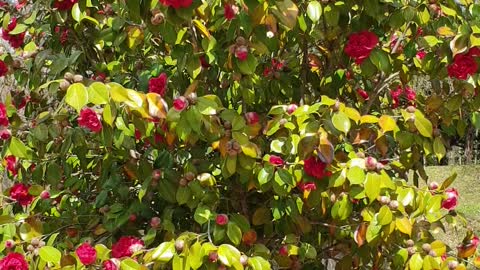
[207,219,213,243]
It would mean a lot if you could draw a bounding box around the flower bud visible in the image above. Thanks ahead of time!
[209,251,219,262]
[5,240,14,249]
[365,157,377,171]
[64,72,74,82]
[150,217,161,228]
[286,104,298,115]
[173,96,188,112]
[279,245,289,256]
[73,74,83,83]
[239,255,248,266]
[215,214,229,226]
[389,200,399,210]
[40,190,50,199]
[406,239,415,247]
[406,105,416,113]
[422,243,431,253]
[175,239,185,252]
[429,181,439,190]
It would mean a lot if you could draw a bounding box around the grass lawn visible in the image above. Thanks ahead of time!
[423,165,480,252]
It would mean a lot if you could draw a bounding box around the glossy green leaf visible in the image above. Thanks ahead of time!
[9,137,33,159]
[152,241,175,262]
[307,1,322,22]
[218,244,241,267]
[39,246,61,265]
[227,222,242,245]
[332,112,351,133]
[65,83,88,113]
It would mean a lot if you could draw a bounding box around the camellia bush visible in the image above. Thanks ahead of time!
[2,0,480,269]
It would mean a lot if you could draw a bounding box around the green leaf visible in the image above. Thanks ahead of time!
[236,54,258,75]
[299,242,317,259]
[248,256,271,270]
[369,48,392,73]
[65,83,88,113]
[409,253,424,270]
[395,217,412,236]
[440,172,457,190]
[227,222,242,245]
[347,166,365,185]
[275,169,296,187]
[332,112,351,134]
[365,173,381,203]
[0,215,15,225]
[88,82,109,105]
[71,3,83,22]
[9,137,33,159]
[366,221,381,243]
[120,258,142,270]
[378,115,396,133]
[218,244,241,267]
[8,23,28,35]
[194,205,212,225]
[152,241,175,262]
[189,242,203,270]
[414,111,433,138]
[377,205,393,225]
[176,187,191,205]
[307,1,322,22]
[39,246,61,265]
[331,195,352,221]
[433,137,446,162]
[257,166,273,186]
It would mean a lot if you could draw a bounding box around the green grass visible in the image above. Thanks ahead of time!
[423,165,480,251]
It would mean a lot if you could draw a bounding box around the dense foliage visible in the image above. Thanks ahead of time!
[1,0,480,269]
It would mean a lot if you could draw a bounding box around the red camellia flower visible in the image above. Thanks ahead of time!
[199,56,211,69]
[244,112,259,125]
[304,156,329,179]
[356,88,369,100]
[10,183,34,206]
[78,108,102,133]
[76,243,97,265]
[111,236,145,258]
[215,214,229,226]
[173,96,188,112]
[416,50,426,60]
[447,54,478,80]
[53,0,78,10]
[468,47,480,57]
[224,3,239,20]
[269,155,284,167]
[103,259,119,270]
[0,128,11,140]
[0,252,29,270]
[390,85,403,108]
[298,182,317,192]
[404,86,416,102]
[149,73,168,97]
[263,59,284,79]
[235,45,248,61]
[1,18,25,49]
[4,155,17,176]
[160,0,193,9]
[344,31,379,64]
[441,188,459,210]
[0,60,8,77]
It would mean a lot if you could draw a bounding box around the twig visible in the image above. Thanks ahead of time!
[362,72,400,114]
[300,34,309,106]
[207,219,213,243]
